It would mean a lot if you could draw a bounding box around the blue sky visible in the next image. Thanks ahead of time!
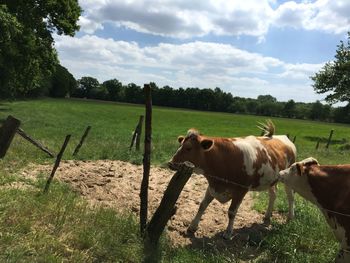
[55,0,350,102]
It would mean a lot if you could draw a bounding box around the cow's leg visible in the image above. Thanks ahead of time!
[187,187,214,233]
[284,185,295,222]
[336,248,350,263]
[223,188,247,240]
[264,185,277,223]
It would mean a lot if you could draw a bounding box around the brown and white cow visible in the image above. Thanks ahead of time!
[168,123,296,239]
[279,157,350,263]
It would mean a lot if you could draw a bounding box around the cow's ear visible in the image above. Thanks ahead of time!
[178,136,185,144]
[200,139,213,151]
[303,157,319,166]
[296,162,304,176]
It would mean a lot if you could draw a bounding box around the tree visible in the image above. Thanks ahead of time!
[0,1,81,99]
[103,79,123,101]
[50,64,77,98]
[283,99,296,118]
[124,83,143,104]
[256,95,278,116]
[311,32,350,104]
[75,77,100,98]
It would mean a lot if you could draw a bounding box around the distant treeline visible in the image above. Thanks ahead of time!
[41,65,350,124]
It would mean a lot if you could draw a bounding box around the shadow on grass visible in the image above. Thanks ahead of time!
[183,222,271,261]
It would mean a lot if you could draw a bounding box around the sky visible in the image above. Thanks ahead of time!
[54,0,350,103]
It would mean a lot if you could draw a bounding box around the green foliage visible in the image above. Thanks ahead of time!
[0,1,81,99]
[284,99,296,118]
[50,64,77,98]
[75,76,100,98]
[70,77,340,122]
[311,32,350,104]
[102,79,123,101]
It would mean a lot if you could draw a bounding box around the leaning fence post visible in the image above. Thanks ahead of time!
[326,129,334,149]
[17,127,55,158]
[140,84,152,235]
[315,138,320,150]
[145,162,194,248]
[44,135,71,193]
[0,115,21,158]
[130,115,144,151]
[135,115,144,151]
[73,126,91,156]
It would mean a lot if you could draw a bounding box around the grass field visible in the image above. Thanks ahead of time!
[1,98,349,262]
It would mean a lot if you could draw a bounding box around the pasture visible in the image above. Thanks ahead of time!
[0,98,349,262]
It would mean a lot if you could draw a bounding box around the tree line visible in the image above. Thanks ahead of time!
[44,71,349,124]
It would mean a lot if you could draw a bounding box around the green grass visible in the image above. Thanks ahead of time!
[1,98,349,262]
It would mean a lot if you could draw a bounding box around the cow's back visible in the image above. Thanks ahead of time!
[204,135,296,191]
[259,135,297,170]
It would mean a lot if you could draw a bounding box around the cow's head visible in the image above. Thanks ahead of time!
[168,129,214,171]
[279,157,319,187]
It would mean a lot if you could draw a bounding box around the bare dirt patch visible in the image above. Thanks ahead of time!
[21,160,285,256]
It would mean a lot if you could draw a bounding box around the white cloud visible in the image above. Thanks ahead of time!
[77,0,350,38]
[55,34,324,102]
[78,0,274,38]
[278,63,324,80]
[274,0,350,34]
[78,16,104,34]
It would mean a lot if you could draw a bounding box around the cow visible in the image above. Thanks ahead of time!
[168,121,297,239]
[279,157,350,263]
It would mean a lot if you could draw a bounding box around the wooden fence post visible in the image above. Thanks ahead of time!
[146,162,194,247]
[140,84,152,235]
[326,129,334,149]
[17,128,55,158]
[73,126,91,156]
[316,139,320,150]
[129,115,144,151]
[0,115,21,158]
[135,115,144,151]
[44,135,71,193]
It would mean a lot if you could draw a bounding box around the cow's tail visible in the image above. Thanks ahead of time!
[257,119,275,137]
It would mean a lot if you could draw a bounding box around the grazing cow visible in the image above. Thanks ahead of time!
[168,121,296,239]
[279,157,350,263]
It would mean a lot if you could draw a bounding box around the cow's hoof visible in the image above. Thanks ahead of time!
[222,230,233,240]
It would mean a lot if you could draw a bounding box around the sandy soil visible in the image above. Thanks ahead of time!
[21,160,285,258]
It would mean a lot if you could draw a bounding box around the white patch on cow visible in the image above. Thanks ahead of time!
[209,186,232,204]
[232,136,266,176]
[279,164,319,205]
[274,135,297,165]
[254,162,278,191]
[323,212,349,251]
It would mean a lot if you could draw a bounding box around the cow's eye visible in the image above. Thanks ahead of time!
[185,147,192,152]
